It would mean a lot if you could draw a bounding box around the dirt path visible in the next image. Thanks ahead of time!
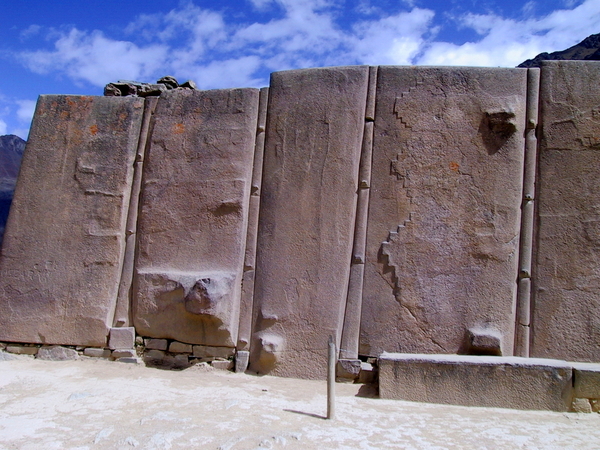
[0,353,599,449]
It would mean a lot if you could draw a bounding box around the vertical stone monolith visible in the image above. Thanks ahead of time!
[531,61,600,362]
[113,97,159,327]
[339,66,378,360]
[250,66,369,379]
[133,88,259,347]
[0,95,144,346]
[360,67,527,357]
[237,87,269,361]
[514,68,540,357]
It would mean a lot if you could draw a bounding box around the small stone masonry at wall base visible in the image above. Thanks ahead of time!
[378,353,600,412]
[1,338,238,371]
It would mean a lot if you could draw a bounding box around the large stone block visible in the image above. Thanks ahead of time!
[0,95,144,346]
[360,67,527,357]
[133,88,259,346]
[531,61,600,362]
[250,66,369,378]
[379,353,573,411]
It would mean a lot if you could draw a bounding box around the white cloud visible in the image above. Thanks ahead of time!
[20,24,41,40]
[0,95,33,139]
[232,1,342,55]
[349,8,435,65]
[418,0,600,67]
[20,29,169,87]
[184,56,264,89]
[16,100,36,124]
[248,0,273,9]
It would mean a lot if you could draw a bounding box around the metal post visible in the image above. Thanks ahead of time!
[327,335,336,420]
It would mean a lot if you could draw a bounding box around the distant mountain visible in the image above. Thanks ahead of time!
[518,33,600,68]
[0,135,26,247]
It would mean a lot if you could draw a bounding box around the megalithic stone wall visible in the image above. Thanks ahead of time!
[0,62,599,375]
[0,95,144,346]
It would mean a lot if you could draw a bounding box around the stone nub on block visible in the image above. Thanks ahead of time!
[109,327,135,350]
[465,328,503,356]
[378,353,573,411]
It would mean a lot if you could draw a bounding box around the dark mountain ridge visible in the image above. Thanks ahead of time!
[0,134,26,246]
[518,33,600,67]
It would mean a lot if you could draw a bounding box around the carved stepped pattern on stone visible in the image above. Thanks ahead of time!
[393,76,424,128]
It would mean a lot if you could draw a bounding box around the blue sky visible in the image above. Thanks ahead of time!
[0,0,598,139]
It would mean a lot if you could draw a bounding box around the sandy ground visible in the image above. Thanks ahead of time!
[0,353,599,450]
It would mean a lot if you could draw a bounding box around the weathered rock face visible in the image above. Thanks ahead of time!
[251,66,369,378]
[133,88,259,347]
[360,67,527,357]
[0,135,25,189]
[531,61,600,362]
[0,95,144,346]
